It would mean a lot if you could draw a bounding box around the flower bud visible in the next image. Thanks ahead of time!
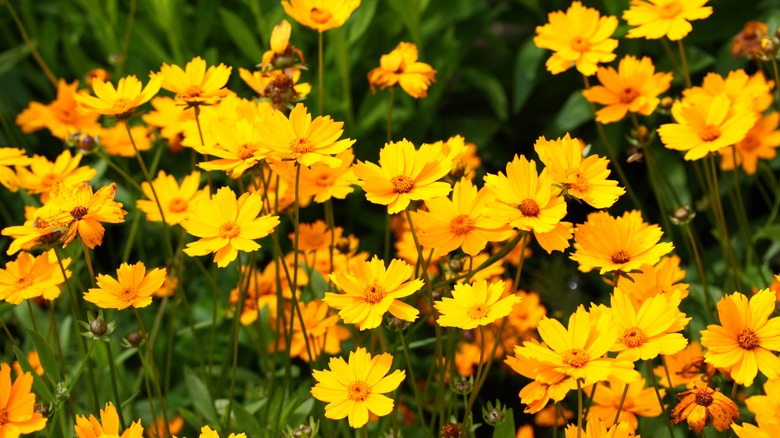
[441,423,461,438]
[90,318,108,336]
[126,331,143,348]
[670,206,696,225]
[291,425,312,437]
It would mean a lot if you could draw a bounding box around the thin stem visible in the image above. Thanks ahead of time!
[95,150,144,193]
[677,39,692,88]
[387,88,395,142]
[105,342,127,429]
[2,0,57,87]
[582,382,599,420]
[462,326,486,432]
[116,0,137,76]
[81,241,97,287]
[288,164,315,364]
[577,378,584,438]
[612,383,629,426]
[399,330,428,435]
[706,154,741,290]
[318,31,324,116]
[647,361,675,438]
[26,300,39,334]
[0,318,16,346]
[225,256,246,433]
[683,223,716,322]
[770,57,780,108]
[133,308,171,437]
[324,199,336,281]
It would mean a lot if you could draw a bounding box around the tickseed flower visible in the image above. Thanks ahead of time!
[0,363,47,436]
[98,124,152,157]
[274,299,349,362]
[354,139,452,214]
[582,56,673,124]
[505,350,568,413]
[615,255,689,308]
[325,256,422,330]
[533,1,619,76]
[435,280,520,330]
[732,422,780,438]
[570,210,674,275]
[15,79,101,140]
[281,0,361,33]
[720,112,780,175]
[0,147,30,192]
[295,149,358,203]
[198,117,272,179]
[700,289,780,386]
[74,402,143,438]
[49,182,128,248]
[290,220,342,253]
[230,259,306,324]
[671,381,740,433]
[311,347,405,428]
[182,187,280,268]
[745,379,780,427]
[588,378,664,431]
[654,340,713,389]
[16,150,96,202]
[142,96,196,150]
[74,73,162,118]
[136,170,209,225]
[0,250,70,304]
[160,56,232,107]
[83,261,166,310]
[257,103,355,167]
[194,425,247,438]
[261,20,305,71]
[1,203,63,255]
[623,0,713,41]
[367,42,437,98]
[685,70,773,113]
[564,418,637,438]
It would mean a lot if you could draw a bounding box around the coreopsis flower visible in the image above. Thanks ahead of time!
[12,352,44,377]
[142,97,196,151]
[324,256,422,330]
[434,280,520,330]
[281,0,360,33]
[588,378,664,431]
[534,134,624,208]
[732,422,780,438]
[354,139,452,214]
[0,250,70,304]
[654,341,713,388]
[98,124,152,157]
[671,381,740,433]
[624,0,712,41]
[198,117,271,178]
[745,379,780,427]
[290,220,342,254]
[0,147,30,192]
[74,73,162,118]
[700,289,780,386]
[261,20,305,72]
[74,402,143,438]
[257,103,355,167]
[582,56,673,124]
[160,56,232,107]
[720,112,780,175]
[685,70,773,113]
[533,1,619,76]
[182,187,280,268]
[274,299,349,362]
[49,182,128,248]
[83,261,166,310]
[147,416,184,438]
[195,426,246,438]
[534,221,574,254]
[1,204,63,255]
[16,150,96,202]
[732,21,769,59]
[311,347,405,428]
[367,42,437,98]
[570,210,674,275]
[295,149,358,203]
[441,135,481,180]
[564,418,636,438]
[0,363,47,436]
[505,349,563,413]
[508,290,547,332]
[230,259,306,324]
[136,170,209,225]
[86,68,110,87]
[238,69,311,108]
[410,178,513,256]
[15,79,101,140]
[615,255,689,308]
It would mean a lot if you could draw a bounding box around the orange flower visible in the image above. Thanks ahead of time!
[368,42,437,98]
[98,124,152,157]
[654,341,713,389]
[588,378,664,431]
[75,73,162,118]
[671,381,739,433]
[49,182,128,248]
[0,148,30,192]
[160,56,232,107]
[624,0,713,41]
[15,79,101,140]
[0,363,48,436]
[719,112,780,175]
[281,0,360,33]
[0,250,70,304]
[83,261,166,310]
[16,150,96,202]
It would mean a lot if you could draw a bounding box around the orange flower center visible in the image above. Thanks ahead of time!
[290,138,315,154]
[219,223,241,239]
[450,214,475,236]
[695,390,714,407]
[310,7,333,25]
[699,125,721,142]
[42,173,60,188]
[737,328,760,350]
[119,287,136,302]
[741,134,760,151]
[467,304,490,319]
[0,407,8,426]
[391,175,415,194]
[562,348,589,368]
[183,85,203,98]
[71,206,89,221]
[658,1,683,19]
[518,199,540,217]
[363,284,386,304]
[238,144,258,160]
[621,327,648,348]
[619,88,641,103]
[316,174,333,187]
[347,381,371,401]
[565,169,589,193]
[113,98,129,112]
[570,36,590,52]
[611,250,630,264]
[14,276,33,291]
[168,198,188,213]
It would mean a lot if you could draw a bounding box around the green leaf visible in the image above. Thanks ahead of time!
[512,40,544,114]
[492,409,515,438]
[27,329,61,383]
[753,224,780,243]
[462,67,509,121]
[232,402,264,436]
[347,0,378,45]
[387,0,422,47]
[553,91,592,133]
[13,346,55,403]
[684,46,716,76]
[219,8,264,62]
[185,370,219,424]
[0,44,31,76]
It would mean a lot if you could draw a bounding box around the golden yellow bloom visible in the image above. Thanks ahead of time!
[74,402,143,438]
[745,378,780,427]
[199,117,271,179]
[98,124,152,157]
[136,170,208,225]
[49,182,128,248]
[311,347,405,428]
[654,340,712,389]
[0,250,70,305]
[700,289,780,386]
[564,418,637,438]
[160,56,232,107]
[260,19,306,72]
[615,255,689,308]
[147,416,184,438]
[290,220,342,253]
[505,349,564,413]
[238,68,311,107]
[182,187,280,268]
[1,204,63,255]
[588,378,664,431]
[687,70,773,113]
[229,259,306,324]
[194,426,246,438]
[671,381,740,433]
[15,79,101,140]
[441,135,481,180]
[720,112,780,175]
[732,422,780,438]
[12,351,44,377]
[624,0,712,40]
[273,299,349,362]
[16,150,96,203]
[296,149,358,203]
[0,363,47,436]
[281,0,360,33]
[582,56,673,123]
[435,280,520,329]
[83,261,166,310]
[534,1,619,76]
[508,289,547,333]
[354,139,452,214]
[75,73,162,118]
[0,148,30,192]
[368,42,437,98]
[142,96,196,149]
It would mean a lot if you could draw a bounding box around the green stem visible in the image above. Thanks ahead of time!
[683,223,716,322]
[647,361,675,438]
[612,383,629,426]
[318,31,324,116]
[116,0,137,76]
[225,256,246,433]
[677,39,692,88]
[0,318,16,346]
[105,341,127,429]
[133,307,171,437]
[577,378,584,438]
[387,87,395,143]
[399,330,428,435]
[95,150,144,193]
[26,300,39,334]
[2,0,57,87]
[81,240,97,287]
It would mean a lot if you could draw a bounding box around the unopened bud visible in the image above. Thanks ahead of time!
[659,96,674,111]
[292,425,312,437]
[90,318,108,336]
[386,316,410,331]
[762,38,777,56]
[126,331,143,348]
[448,259,464,273]
[451,377,473,395]
[670,206,696,225]
[335,238,351,254]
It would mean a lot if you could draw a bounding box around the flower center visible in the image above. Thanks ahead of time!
[695,390,714,407]
[238,144,258,160]
[0,407,8,426]
[113,98,129,112]
[562,348,590,368]
[119,287,136,302]
[363,284,386,304]
[71,206,89,221]
[737,328,760,350]
[42,173,60,188]
[621,327,648,348]
[290,138,315,154]
[310,7,333,25]
[565,169,589,193]
[391,175,415,194]
[183,85,203,98]
[316,174,332,187]
[699,125,721,142]
[168,198,188,213]
[347,381,371,401]
[570,36,590,52]
[219,223,241,239]
[467,304,489,319]
[450,215,475,236]
[518,199,540,217]
[619,88,641,103]
[611,250,630,264]
[658,1,683,19]
[14,276,33,291]
[740,134,760,151]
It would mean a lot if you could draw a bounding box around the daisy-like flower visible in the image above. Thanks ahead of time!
[260,20,305,72]
[274,299,349,362]
[570,210,674,275]
[142,96,196,150]
[49,182,128,248]
[745,379,780,427]
[720,112,780,175]
[311,347,405,428]
[435,280,520,330]
[181,187,280,268]
[136,170,208,225]
[354,139,452,214]
[367,42,437,98]
[0,147,30,192]
[564,418,636,438]
[295,149,358,203]
[671,381,740,433]
[624,0,713,41]
[160,56,232,107]
[505,349,568,413]
[199,117,272,179]
[732,422,780,438]
[0,250,70,304]
[281,0,360,33]
[685,70,773,113]
[257,103,355,167]
[324,256,422,330]
[16,150,96,202]
[582,55,673,124]
[533,1,619,76]
[97,124,152,157]
[588,378,664,431]
[654,341,713,389]
[1,204,63,255]
[83,261,166,310]
[74,402,143,438]
[74,73,162,118]
[194,426,247,438]
[615,255,689,308]
[15,79,101,140]
[700,289,780,386]
[0,363,47,436]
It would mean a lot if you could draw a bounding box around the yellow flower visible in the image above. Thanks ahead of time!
[0,363,47,436]
[74,73,162,118]
[83,261,166,310]
[198,116,272,179]
[582,55,673,124]
[136,170,209,225]
[325,256,422,330]
[0,147,31,192]
[564,418,637,438]
[1,204,63,255]
[588,378,663,431]
[441,134,481,180]
[16,150,96,203]
[534,1,619,76]
[295,149,358,203]
[0,250,70,305]
[49,182,128,248]
[671,381,739,433]
[720,112,780,175]
[12,351,44,377]
[98,124,152,157]
[684,70,773,113]
[367,42,437,98]
[160,56,232,107]
[290,220,342,253]
[260,20,306,72]
[700,289,780,386]
[74,402,143,438]
[274,299,349,362]
[653,340,713,389]
[615,255,689,308]
[311,347,405,428]
[193,425,246,438]
[281,0,360,33]
[624,0,713,41]
[15,79,101,140]
[745,378,780,427]
[182,187,280,268]
[435,280,520,329]
[238,68,311,107]
[142,97,196,150]
[354,139,452,214]
[732,422,780,438]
